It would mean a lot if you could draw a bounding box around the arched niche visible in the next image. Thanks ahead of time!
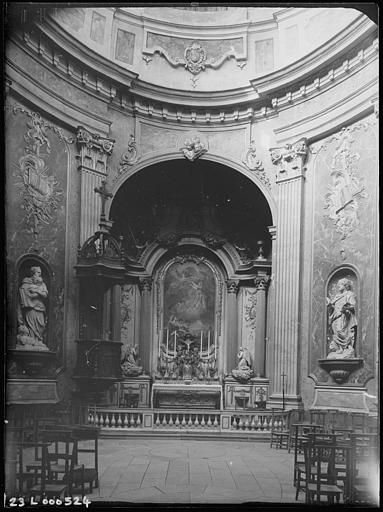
[12,254,53,351]
[325,266,360,359]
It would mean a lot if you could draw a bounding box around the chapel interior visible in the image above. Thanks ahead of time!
[4,3,379,505]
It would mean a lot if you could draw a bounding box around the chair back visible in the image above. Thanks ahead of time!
[350,412,368,433]
[271,409,291,432]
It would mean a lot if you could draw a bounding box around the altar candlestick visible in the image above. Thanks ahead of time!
[200,331,203,356]
[174,331,177,357]
[214,332,217,362]
[208,330,210,354]
[166,329,169,355]
[159,329,162,354]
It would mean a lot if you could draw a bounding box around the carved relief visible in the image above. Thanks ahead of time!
[326,273,358,360]
[226,280,239,295]
[231,347,254,383]
[144,33,246,74]
[244,289,257,332]
[270,138,308,180]
[115,135,139,182]
[121,284,134,344]
[12,106,73,244]
[121,344,143,377]
[323,127,368,240]
[180,133,208,161]
[243,141,271,188]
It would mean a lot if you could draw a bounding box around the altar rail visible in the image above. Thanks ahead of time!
[86,408,286,434]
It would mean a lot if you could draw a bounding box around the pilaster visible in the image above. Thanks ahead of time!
[254,272,270,378]
[76,126,115,243]
[139,277,153,374]
[226,279,239,374]
[268,138,308,408]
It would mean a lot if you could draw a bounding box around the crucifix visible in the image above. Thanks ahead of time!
[281,371,287,411]
[94,179,113,220]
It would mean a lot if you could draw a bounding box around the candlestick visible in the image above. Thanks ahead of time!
[208,330,210,355]
[159,329,162,355]
[214,331,217,362]
[174,330,177,357]
[200,330,203,356]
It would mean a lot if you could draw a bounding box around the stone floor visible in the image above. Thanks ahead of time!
[78,438,304,505]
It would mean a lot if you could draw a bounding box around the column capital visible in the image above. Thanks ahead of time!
[76,126,115,174]
[139,277,153,292]
[226,279,240,294]
[254,274,270,291]
[269,138,308,182]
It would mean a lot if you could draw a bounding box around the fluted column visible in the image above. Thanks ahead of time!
[268,138,308,408]
[226,280,239,373]
[254,273,270,378]
[76,127,115,243]
[139,277,153,374]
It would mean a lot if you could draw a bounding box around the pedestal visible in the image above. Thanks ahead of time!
[151,382,222,409]
[115,375,151,408]
[311,385,369,413]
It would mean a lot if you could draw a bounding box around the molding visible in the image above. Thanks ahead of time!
[6,59,112,136]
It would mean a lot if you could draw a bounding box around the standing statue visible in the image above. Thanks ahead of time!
[231,346,254,382]
[121,344,143,377]
[326,278,357,359]
[17,266,49,351]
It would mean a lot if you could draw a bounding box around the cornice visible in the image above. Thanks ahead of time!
[251,15,376,98]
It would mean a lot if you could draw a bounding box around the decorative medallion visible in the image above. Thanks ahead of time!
[323,127,368,240]
[12,106,73,244]
[184,42,207,74]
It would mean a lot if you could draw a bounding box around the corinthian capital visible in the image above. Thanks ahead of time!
[254,274,270,291]
[226,280,239,294]
[76,126,115,174]
[139,277,153,292]
[269,138,308,182]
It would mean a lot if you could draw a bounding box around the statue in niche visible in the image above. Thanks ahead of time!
[326,278,357,359]
[16,266,49,351]
[121,344,143,377]
[232,346,254,382]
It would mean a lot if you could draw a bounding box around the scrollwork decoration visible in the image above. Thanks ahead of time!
[243,140,271,189]
[115,135,139,182]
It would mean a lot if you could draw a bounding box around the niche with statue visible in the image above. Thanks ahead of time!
[319,267,363,384]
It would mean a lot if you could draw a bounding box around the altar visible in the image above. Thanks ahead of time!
[152,382,223,410]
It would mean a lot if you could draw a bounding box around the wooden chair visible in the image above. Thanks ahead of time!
[71,426,100,492]
[309,409,328,430]
[305,441,344,504]
[292,423,324,486]
[350,412,368,433]
[270,409,292,449]
[295,432,338,501]
[349,433,379,504]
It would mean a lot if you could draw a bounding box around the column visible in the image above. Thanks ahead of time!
[76,127,115,244]
[254,272,270,378]
[139,277,153,375]
[111,283,121,341]
[226,280,239,373]
[268,138,308,409]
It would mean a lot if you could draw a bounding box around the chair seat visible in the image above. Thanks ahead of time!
[50,463,83,473]
[26,461,43,470]
[72,468,98,483]
[29,483,67,495]
[307,483,343,494]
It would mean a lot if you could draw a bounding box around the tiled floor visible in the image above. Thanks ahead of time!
[78,438,304,505]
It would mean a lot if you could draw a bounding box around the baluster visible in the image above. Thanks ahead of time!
[130,413,135,427]
[98,413,103,427]
[111,413,116,427]
[201,415,206,427]
[117,413,122,428]
[124,413,129,428]
[87,412,93,425]
[194,415,199,427]
[213,415,219,428]
[136,415,141,427]
[175,415,180,427]
[188,415,193,427]
[95,412,100,426]
[250,415,256,430]
[181,415,186,427]
[169,415,174,428]
[155,414,161,427]
[238,416,243,429]
[244,416,249,430]
[262,416,268,430]
[254,415,259,430]
[207,415,212,427]
[162,414,167,427]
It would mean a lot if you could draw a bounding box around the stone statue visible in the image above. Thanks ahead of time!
[181,136,207,162]
[17,266,49,351]
[121,344,143,377]
[326,278,357,359]
[232,346,254,382]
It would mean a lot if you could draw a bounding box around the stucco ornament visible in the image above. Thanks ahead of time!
[324,127,367,240]
[121,344,143,377]
[181,135,208,161]
[184,42,207,74]
[115,135,139,181]
[12,107,71,243]
[326,277,357,359]
[243,141,271,188]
